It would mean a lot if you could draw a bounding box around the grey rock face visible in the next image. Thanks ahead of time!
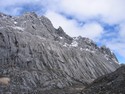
[0,12,120,93]
[82,65,125,94]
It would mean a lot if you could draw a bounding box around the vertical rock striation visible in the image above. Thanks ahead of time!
[0,12,120,93]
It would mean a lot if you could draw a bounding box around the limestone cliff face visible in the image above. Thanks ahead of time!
[0,12,119,93]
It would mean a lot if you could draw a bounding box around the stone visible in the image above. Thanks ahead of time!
[0,12,120,93]
[82,65,125,94]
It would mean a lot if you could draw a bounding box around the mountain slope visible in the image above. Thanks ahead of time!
[82,65,125,94]
[0,12,120,93]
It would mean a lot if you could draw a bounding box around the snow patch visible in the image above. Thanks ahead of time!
[83,48,95,53]
[112,58,119,64]
[110,62,113,64]
[14,21,17,24]
[63,43,69,47]
[12,26,24,31]
[59,37,63,39]
[80,48,83,51]
[71,41,78,47]
[104,55,109,60]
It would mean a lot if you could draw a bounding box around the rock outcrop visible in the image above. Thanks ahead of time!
[0,12,120,93]
[82,65,125,94]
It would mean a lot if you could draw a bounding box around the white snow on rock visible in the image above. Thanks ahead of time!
[71,41,78,47]
[81,48,95,53]
[14,21,17,24]
[110,62,113,64]
[112,58,119,64]
[59,37,63,39]
[104,55,109,60]
[63,43,69,47]
[12,26,24,31]
[80,48,83,51]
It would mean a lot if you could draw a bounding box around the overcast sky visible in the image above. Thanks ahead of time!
[0,0,125,63]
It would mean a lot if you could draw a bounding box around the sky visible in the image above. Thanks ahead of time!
[0,0,125,63]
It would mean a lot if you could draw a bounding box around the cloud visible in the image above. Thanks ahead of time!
[0,0,43,15]
[0,0,125,63]
[0,0,40,6]
[2,0,125,24]
[100,26,125,63]
[119,23,125,38]
[50,0,125,63]
[55,0,125,24]
[104,39,125,63]
[45,11,104,40]
[1,0,125,24]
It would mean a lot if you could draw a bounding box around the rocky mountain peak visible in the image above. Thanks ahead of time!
[22,12,38,19]
[24,12,37,16]
[55,26,73,43]
[100,45,113,55]
[0,12,12,19]
[0,12,120,93]
[72,36,97,48]
[100,45,119,63]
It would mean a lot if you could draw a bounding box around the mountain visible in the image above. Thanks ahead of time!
[0,12,120,93]
[82,65,125,94]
